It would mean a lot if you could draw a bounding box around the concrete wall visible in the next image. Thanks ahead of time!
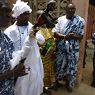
[72,0,89,87]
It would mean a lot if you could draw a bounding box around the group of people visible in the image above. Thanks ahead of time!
[0,0,86,95]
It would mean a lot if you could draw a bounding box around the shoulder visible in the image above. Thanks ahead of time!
[28,22,34,30]
[4,24,18,38]
[57,15,66,22]
[75,15,85,23]
[4,24,17,34]
[28,22,33,27]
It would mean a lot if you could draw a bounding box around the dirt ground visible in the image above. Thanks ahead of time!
[82,39,94,86]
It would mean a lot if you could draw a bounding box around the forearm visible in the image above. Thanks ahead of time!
[65,32,83,41]
[54,32,65,39]
[72,35,83,41]
[0,62,26,81]
[0,70,14,81]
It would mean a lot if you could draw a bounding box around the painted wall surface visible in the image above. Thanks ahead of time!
[72,0,89,87]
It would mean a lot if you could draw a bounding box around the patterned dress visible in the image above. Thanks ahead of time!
[0,31,14,95]
[53,15,85,88]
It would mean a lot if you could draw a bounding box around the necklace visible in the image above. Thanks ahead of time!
[17,26,28,50]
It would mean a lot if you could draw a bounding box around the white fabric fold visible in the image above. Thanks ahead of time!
[10,46,32,70]
[12,0,32,18]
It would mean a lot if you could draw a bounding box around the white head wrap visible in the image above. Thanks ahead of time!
[12,0,32,18]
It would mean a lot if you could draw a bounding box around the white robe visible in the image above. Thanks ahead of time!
[10,36,44,95]
[4,22,45,57]
[5,22,45,95]
[4,21,33,52]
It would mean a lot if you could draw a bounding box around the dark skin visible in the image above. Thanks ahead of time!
[16,11,30,26]
[42,1,57,28]
[34,0,57,28]
[54,3,83,41]
[0,59,27,81]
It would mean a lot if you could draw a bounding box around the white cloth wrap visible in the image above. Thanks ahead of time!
[10,46,32,70]
[12,0,32,18]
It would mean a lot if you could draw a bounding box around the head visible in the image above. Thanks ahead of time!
[0,3,12,28]
[46,0,56,11]
[12,0,32,26]
[65,3,76,19]
[16,11,30,26]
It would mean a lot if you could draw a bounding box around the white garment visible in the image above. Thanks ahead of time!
[36,31,45,45]
[4,22,33,56]
[52,15,70,34]
[12,36,44,95]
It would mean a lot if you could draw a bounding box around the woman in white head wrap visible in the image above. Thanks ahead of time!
[4,0,44,55]
[4,0,33,52]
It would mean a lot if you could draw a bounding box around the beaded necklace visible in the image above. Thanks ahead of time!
[17,26,28,50]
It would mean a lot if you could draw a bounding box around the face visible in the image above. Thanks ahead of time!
[17,11,30,25]
[47,2,56,11]
[66,4,76,19]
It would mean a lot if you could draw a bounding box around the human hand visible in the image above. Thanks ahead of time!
[14,59,27,77]
[66,33,75,40]
[29,27,39,37]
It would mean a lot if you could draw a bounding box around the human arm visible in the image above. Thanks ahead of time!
[65,32,83,41]
[53,32,65,39]
[0,59,26,81]
[66,17,85,41]
[52,18,66,39]
[42,13,55,28]
[48,14,58,24]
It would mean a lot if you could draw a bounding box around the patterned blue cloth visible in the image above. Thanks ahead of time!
[92,33,95,45]
[0,31,14,95]
[92,33,95,54]
[55,15,85,88]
